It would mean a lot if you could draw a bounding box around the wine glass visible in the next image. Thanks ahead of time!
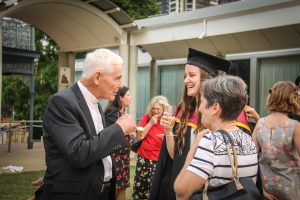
[166,105,176,137]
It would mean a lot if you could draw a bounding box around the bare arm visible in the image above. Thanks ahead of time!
[166,132,175,159]
[251,121,279,200]
[140,115,158,139]
[252,124,261,152]
[294,122,300,156]
[174,129,210,199]
[160,112,175,159]
[244,105,260,122]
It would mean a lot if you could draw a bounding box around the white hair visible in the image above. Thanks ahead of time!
[81,48,123,79]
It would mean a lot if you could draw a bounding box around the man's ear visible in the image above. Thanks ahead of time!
[94,71,102,84]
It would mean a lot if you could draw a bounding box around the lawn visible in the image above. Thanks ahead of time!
[0,170,44,200]
[0,166,136,200]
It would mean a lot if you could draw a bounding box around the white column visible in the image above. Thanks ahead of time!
[0,21,2,121]
[128,45,138,120]
[150,59,157,98]
[119,31,129,86]
[249,58,258,109]
[180,0,184,12]
[58,52,75,91]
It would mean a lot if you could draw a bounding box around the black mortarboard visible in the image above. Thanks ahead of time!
[187,48,231,77]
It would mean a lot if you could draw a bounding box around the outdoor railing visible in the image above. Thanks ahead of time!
[0,120,43,152]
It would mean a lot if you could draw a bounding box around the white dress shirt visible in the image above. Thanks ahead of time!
[78,81,112,182]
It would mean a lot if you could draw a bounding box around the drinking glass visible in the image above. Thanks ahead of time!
[136,126,144,139]
[166,105,176,137]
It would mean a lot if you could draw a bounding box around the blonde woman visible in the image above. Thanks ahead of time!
[132,95,169,200]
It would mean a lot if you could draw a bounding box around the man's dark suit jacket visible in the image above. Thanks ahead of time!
[35,83,127,200]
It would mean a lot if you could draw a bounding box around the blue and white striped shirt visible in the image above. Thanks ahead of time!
[188,130,258,187]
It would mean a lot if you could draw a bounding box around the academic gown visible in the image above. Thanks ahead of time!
[149,121,195,200]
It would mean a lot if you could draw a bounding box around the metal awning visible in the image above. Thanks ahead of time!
[86,0,135,28]
[132,0,300,59]
[0,0,135,52]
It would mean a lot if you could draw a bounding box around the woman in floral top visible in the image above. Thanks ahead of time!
[252,81,300,200]
[105,86,132,200]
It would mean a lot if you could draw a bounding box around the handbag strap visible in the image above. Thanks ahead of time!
[201,130,244,200]
[219,130,238,179]
[219,130,243,190]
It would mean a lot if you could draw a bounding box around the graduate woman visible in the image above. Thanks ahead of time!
[149,48,231,200]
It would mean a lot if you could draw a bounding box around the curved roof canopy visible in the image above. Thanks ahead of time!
[0,0,135,52]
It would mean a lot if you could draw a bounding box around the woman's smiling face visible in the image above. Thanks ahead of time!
[152,103,164,118]
[184,64,202,97]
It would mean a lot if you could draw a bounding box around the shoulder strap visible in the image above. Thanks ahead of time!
[218,130,243,190]
[201,130,244,200]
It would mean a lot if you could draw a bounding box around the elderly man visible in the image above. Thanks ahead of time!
[35,49,136,200]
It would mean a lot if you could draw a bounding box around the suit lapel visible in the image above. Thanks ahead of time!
[71,83,97,136]
[98,104,106,128]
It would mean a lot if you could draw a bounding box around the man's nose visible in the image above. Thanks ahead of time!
[119,80,123,88]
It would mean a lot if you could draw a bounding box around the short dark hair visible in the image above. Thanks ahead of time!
[201,75,248,120]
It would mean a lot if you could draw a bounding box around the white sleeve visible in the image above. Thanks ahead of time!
[187,134,214,180]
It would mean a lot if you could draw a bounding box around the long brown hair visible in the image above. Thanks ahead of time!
[175,68,211,152]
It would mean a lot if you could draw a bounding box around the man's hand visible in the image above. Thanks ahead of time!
[116,113,136,135]
[32,177,44,186]
[27,177,44,200]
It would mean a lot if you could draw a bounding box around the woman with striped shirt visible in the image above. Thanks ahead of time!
[174,75,259,199]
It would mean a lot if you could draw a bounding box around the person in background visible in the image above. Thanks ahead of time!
[132,95,169,200]
[295,75,300,88]
[236,105,261,135]
[149,48,231,200]
[104,86,132,200]
[34,49,136,200]
[174,75,259,199]
[289,75,300,121]
[244,105,261,123]
[252,81,300,200]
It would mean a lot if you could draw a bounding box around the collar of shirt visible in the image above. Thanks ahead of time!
[77,81,99,105]
[78,81,103,132]
[77,81,112,181]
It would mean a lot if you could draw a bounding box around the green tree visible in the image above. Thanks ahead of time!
[1,30,59,121]
[34,30,59,120]
[111,0,161,20]
[1,0,160,121]
[34,1,160,119]
[2,76,30,120]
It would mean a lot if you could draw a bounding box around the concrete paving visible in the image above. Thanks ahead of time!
[0,141,137,174]
[0,142,46,174]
